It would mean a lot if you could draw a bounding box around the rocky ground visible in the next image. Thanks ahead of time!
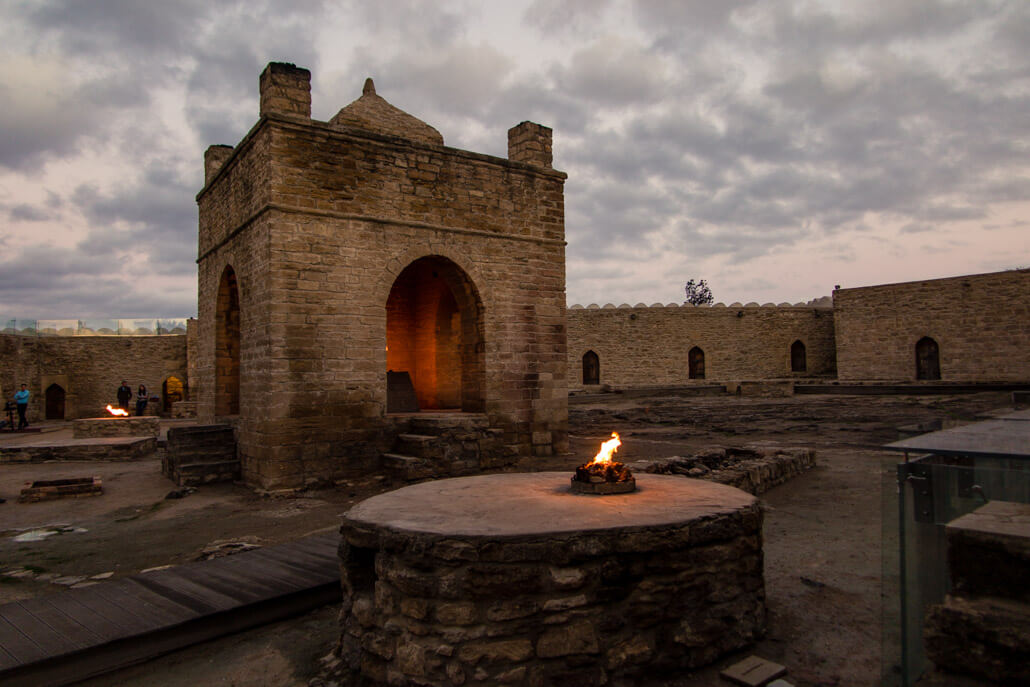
[0,391,1015,686]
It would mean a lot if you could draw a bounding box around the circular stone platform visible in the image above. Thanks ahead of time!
[339,473,766,686]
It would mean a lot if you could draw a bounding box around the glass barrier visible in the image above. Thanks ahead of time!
[0,317,190,336]
[890,454,1030,685]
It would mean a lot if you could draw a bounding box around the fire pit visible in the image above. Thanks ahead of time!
[571,431,635,494]
[72,408,159,439]
[339,472,765,685]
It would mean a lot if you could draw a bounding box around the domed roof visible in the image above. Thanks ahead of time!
[329,78,443,146]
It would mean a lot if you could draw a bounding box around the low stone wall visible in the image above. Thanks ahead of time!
[726,380,795,398]
[73,417,160,438]
[628,446,817,496]
[0,437,157,463]
[170,401,197,419]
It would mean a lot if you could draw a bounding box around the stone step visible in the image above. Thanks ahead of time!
[172,459,241,486]
[395,434,443,459]
[408,414,489,435]
[381,453,432,482]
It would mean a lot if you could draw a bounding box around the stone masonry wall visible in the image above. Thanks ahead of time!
[196,64,567,490]
[0,334,187,420]
[567,304,836,389]
[834,269,1030,382]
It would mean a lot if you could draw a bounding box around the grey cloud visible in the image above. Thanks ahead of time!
[522,0,614,35]
[23,0,206,56]
[899,222,933,234]
[551,37,668,107]
[71,164,199,272]
[341,42,515,123]
[0,243,193,318]
[632,0,757,32]
[0,85,102,169]
[8,204,54,222]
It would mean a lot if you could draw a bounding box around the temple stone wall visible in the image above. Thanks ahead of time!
[196,63,568,490]
[566,304,836,389]
[0,334,188,420]
[834,269,1030,382]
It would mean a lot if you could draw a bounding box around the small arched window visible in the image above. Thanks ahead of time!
[688,347,705,380]
[916,337,941,380]
[582,350,600,385]
[790,340,807,373]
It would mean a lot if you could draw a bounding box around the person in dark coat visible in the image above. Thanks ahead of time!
[136,384,148,417]
[117,381,132,411]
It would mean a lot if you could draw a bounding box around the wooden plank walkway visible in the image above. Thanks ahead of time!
[0,531,341,687]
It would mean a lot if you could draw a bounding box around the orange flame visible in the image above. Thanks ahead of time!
[590,432,621,465]
[105,405,129,417]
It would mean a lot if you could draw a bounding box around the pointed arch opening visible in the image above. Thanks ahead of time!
[386,256,484,412]
[582,350,600,385]
[163,376,185,416]
[45,383,66,420]
[916,336,941,380]
[791,340,807,373]
[688,346,706,380]
[215,265,240,416]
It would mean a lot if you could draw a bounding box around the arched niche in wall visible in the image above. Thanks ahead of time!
[386,256,485,412]
[215,265,240,416]
[791,340,807,373]
[916,336,941,381]
[582,350,600,385]
[45,383,66,420]
[163,375,185,415]
[688,346,706,380]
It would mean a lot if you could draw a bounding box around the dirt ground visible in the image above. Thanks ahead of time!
[0,391,1014,686]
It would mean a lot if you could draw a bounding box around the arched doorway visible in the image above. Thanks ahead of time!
[582,351,600,385]
[791,340,807,373]
[163,376,185,416]
[386,256,484,412]
[215,265,240,415]
[916,337,941,380]
[688,346,705,380]
[45,384,65,420]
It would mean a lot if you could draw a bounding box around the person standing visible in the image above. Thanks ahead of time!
[14,384,30,429]
[117,380,132,412]
[136,383,148,417]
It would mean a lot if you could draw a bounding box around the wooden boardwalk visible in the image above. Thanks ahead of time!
[0,531,341,687]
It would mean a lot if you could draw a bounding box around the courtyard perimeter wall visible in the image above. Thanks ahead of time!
[834,269,1030,382]
[0,334,188,420]
[567,303,836,389]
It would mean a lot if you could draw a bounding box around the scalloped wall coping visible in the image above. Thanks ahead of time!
[568,301,834,311]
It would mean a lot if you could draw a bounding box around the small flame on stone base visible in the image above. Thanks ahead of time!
[571,432,636,495]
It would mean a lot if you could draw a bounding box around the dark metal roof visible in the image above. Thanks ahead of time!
[885,410,1030,459]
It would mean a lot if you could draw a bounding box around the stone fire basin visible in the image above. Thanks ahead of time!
[338,473,765,686]
[72,416,160,439]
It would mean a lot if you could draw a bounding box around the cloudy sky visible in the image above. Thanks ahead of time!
[1,0,1027,317]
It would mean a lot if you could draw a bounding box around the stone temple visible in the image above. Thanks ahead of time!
[195,63,569,490]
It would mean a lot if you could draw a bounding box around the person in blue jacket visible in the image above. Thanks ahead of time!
[14,384,30,429]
